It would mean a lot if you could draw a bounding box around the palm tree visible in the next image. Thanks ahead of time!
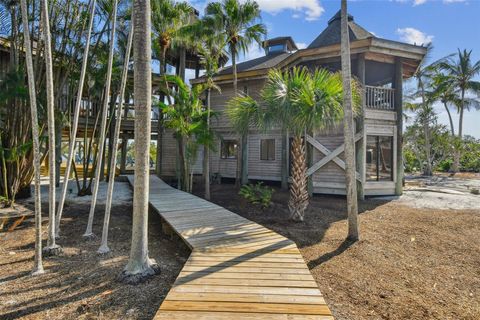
[429,71,459,136]
[98,21,134,254]
[121,0,160,283]
[20,0,44,275]
[56,0,97,238]
[151,0,193,178]
[84,0,118,238]
[41,0,62,256]
[410,45,436,176]
[159,75,211,193]
[191,19,227,200]
[438,49,480,172]
[341,0,359,241]
[205,0,266,186]
[228,67,358,221]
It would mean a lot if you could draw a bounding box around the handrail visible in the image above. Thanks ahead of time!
[365,85,395,110]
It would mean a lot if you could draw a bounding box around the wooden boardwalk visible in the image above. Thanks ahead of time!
[127,176,333,319]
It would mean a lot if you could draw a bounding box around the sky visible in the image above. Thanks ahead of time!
[186,0,480,138]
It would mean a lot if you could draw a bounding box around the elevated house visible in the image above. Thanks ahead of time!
[159,11,427,196]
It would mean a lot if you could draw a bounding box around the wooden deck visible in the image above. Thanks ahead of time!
[127,175,333,319]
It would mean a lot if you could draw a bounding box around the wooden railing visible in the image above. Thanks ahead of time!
[365,86,396,110]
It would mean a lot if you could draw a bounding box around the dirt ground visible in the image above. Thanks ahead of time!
[0,202,189,320]
[1,178,479,320]
[194,182,480,320]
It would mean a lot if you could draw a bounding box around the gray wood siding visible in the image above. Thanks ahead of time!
[247,132,283,181]
[210,132,238,178]
[161,129,177,176]
[311,133,346,185]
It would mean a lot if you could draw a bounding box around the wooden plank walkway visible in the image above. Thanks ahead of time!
[127,175,333,319]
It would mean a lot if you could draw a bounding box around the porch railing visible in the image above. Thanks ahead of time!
[365,86,395,111]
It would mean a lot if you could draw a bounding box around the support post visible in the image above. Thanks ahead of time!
[280,131,288,190]
[240,134,248,185]
[120,135,127,174]
[394,58,404,195]
[356,53,366,200]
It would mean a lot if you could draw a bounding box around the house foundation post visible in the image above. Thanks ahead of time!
[356,53,366,200]
[394,58,404,195]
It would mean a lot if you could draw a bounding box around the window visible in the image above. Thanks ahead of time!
[220,140,238,159]
[268,44,285,53]
[260,139,275,161]
[366,135,394,181]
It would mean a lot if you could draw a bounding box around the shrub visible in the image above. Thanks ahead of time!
[239,182,274,208]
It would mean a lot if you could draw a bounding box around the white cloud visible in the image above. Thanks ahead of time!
[396,27,434,45]
[254,0,324,21]
[413,0,427,5]
[296,42,307,49]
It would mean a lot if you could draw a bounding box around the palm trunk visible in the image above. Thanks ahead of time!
[231,44,242,187]
[55,0,96,237]
[341,0,359,241]
[420,81,432,176]
[41,0,62,255]
[443,102,455,136]
[203,88,211,200]
[98,21,134,254]
[156,45,167,178]
[288,136,308,222]
[21,0,44,274]
[84,0,118,238]
[121,0,159,283]
[452,90,465,173]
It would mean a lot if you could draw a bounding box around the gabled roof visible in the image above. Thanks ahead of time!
[308,10,373,49]
[216,51,292,76]
[191,11,427,85]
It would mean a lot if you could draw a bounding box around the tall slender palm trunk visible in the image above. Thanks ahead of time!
[452,90,465,173]
[56,0,97,237]
[84,0,118,238]
[288,136,308,222]
[121,0,160,283]
[21,0,44,274]
[98,21,134,254]
[203,88,211,200]
[341,0,359,241]
[41,0,62,255]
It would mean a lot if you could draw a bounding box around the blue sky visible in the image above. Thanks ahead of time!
[187,0,480,138]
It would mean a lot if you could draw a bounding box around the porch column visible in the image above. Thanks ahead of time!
[195,59,200,79]
[356,53,366,200]
[120,134,127,174]
[394,58,404,195]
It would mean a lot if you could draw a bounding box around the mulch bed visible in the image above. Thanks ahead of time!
[0,202,189,320]
[194,182,480,320]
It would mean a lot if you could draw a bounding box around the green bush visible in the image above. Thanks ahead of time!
[239,182,274,208]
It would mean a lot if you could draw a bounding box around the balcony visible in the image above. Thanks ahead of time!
[365,86,395,111]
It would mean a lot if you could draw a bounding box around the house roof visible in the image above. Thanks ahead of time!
[190,11,428,85]
[216,51,292,76]
[308,10,373,49]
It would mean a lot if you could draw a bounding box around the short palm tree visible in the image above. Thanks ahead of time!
[228,67,360,221]
[189,19,227,199]
[159,75,212,193]
[438,49,480,172]
[205,0,266,186]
